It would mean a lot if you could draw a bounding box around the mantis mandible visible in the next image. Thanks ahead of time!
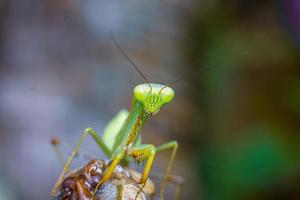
[51,33,179,200]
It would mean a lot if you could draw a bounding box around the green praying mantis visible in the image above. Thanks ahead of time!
[51,34,180,200]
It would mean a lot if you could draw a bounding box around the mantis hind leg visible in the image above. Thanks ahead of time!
[150,171,184,200]
[156,141,179,200]
[51,128,111,196]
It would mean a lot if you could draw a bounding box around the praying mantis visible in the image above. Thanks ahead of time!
[51,34,181,200]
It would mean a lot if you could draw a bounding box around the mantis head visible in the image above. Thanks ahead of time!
[110,33,176,115]
[134,83,174,115]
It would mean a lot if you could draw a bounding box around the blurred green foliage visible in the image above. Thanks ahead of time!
[182,0,300,199]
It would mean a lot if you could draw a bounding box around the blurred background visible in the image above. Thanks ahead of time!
[0,0,300,199]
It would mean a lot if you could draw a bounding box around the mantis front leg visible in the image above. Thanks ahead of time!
[127,144,157,200]
[92,144,156,200]
[128,141,179,200]
[51,127,111,196]
[91,148,126,199]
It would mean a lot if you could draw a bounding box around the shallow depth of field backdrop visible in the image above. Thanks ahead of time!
[0,0,300,200]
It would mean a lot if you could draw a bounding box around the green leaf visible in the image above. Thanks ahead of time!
[102,109,129,151]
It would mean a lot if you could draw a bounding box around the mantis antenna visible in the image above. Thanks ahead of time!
[159,77,183,94]
[110,31,152,92]
[159,60,216,94]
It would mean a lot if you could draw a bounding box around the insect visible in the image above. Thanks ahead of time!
[51,33,181,200]
[52,159,155,200]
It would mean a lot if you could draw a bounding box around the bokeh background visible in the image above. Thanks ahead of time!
[0,0,300,199]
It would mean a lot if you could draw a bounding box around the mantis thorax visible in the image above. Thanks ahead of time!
[134,83,174,115]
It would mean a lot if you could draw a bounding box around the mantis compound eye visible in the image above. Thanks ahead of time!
[159,86,175,104]
[134,84,151,102]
